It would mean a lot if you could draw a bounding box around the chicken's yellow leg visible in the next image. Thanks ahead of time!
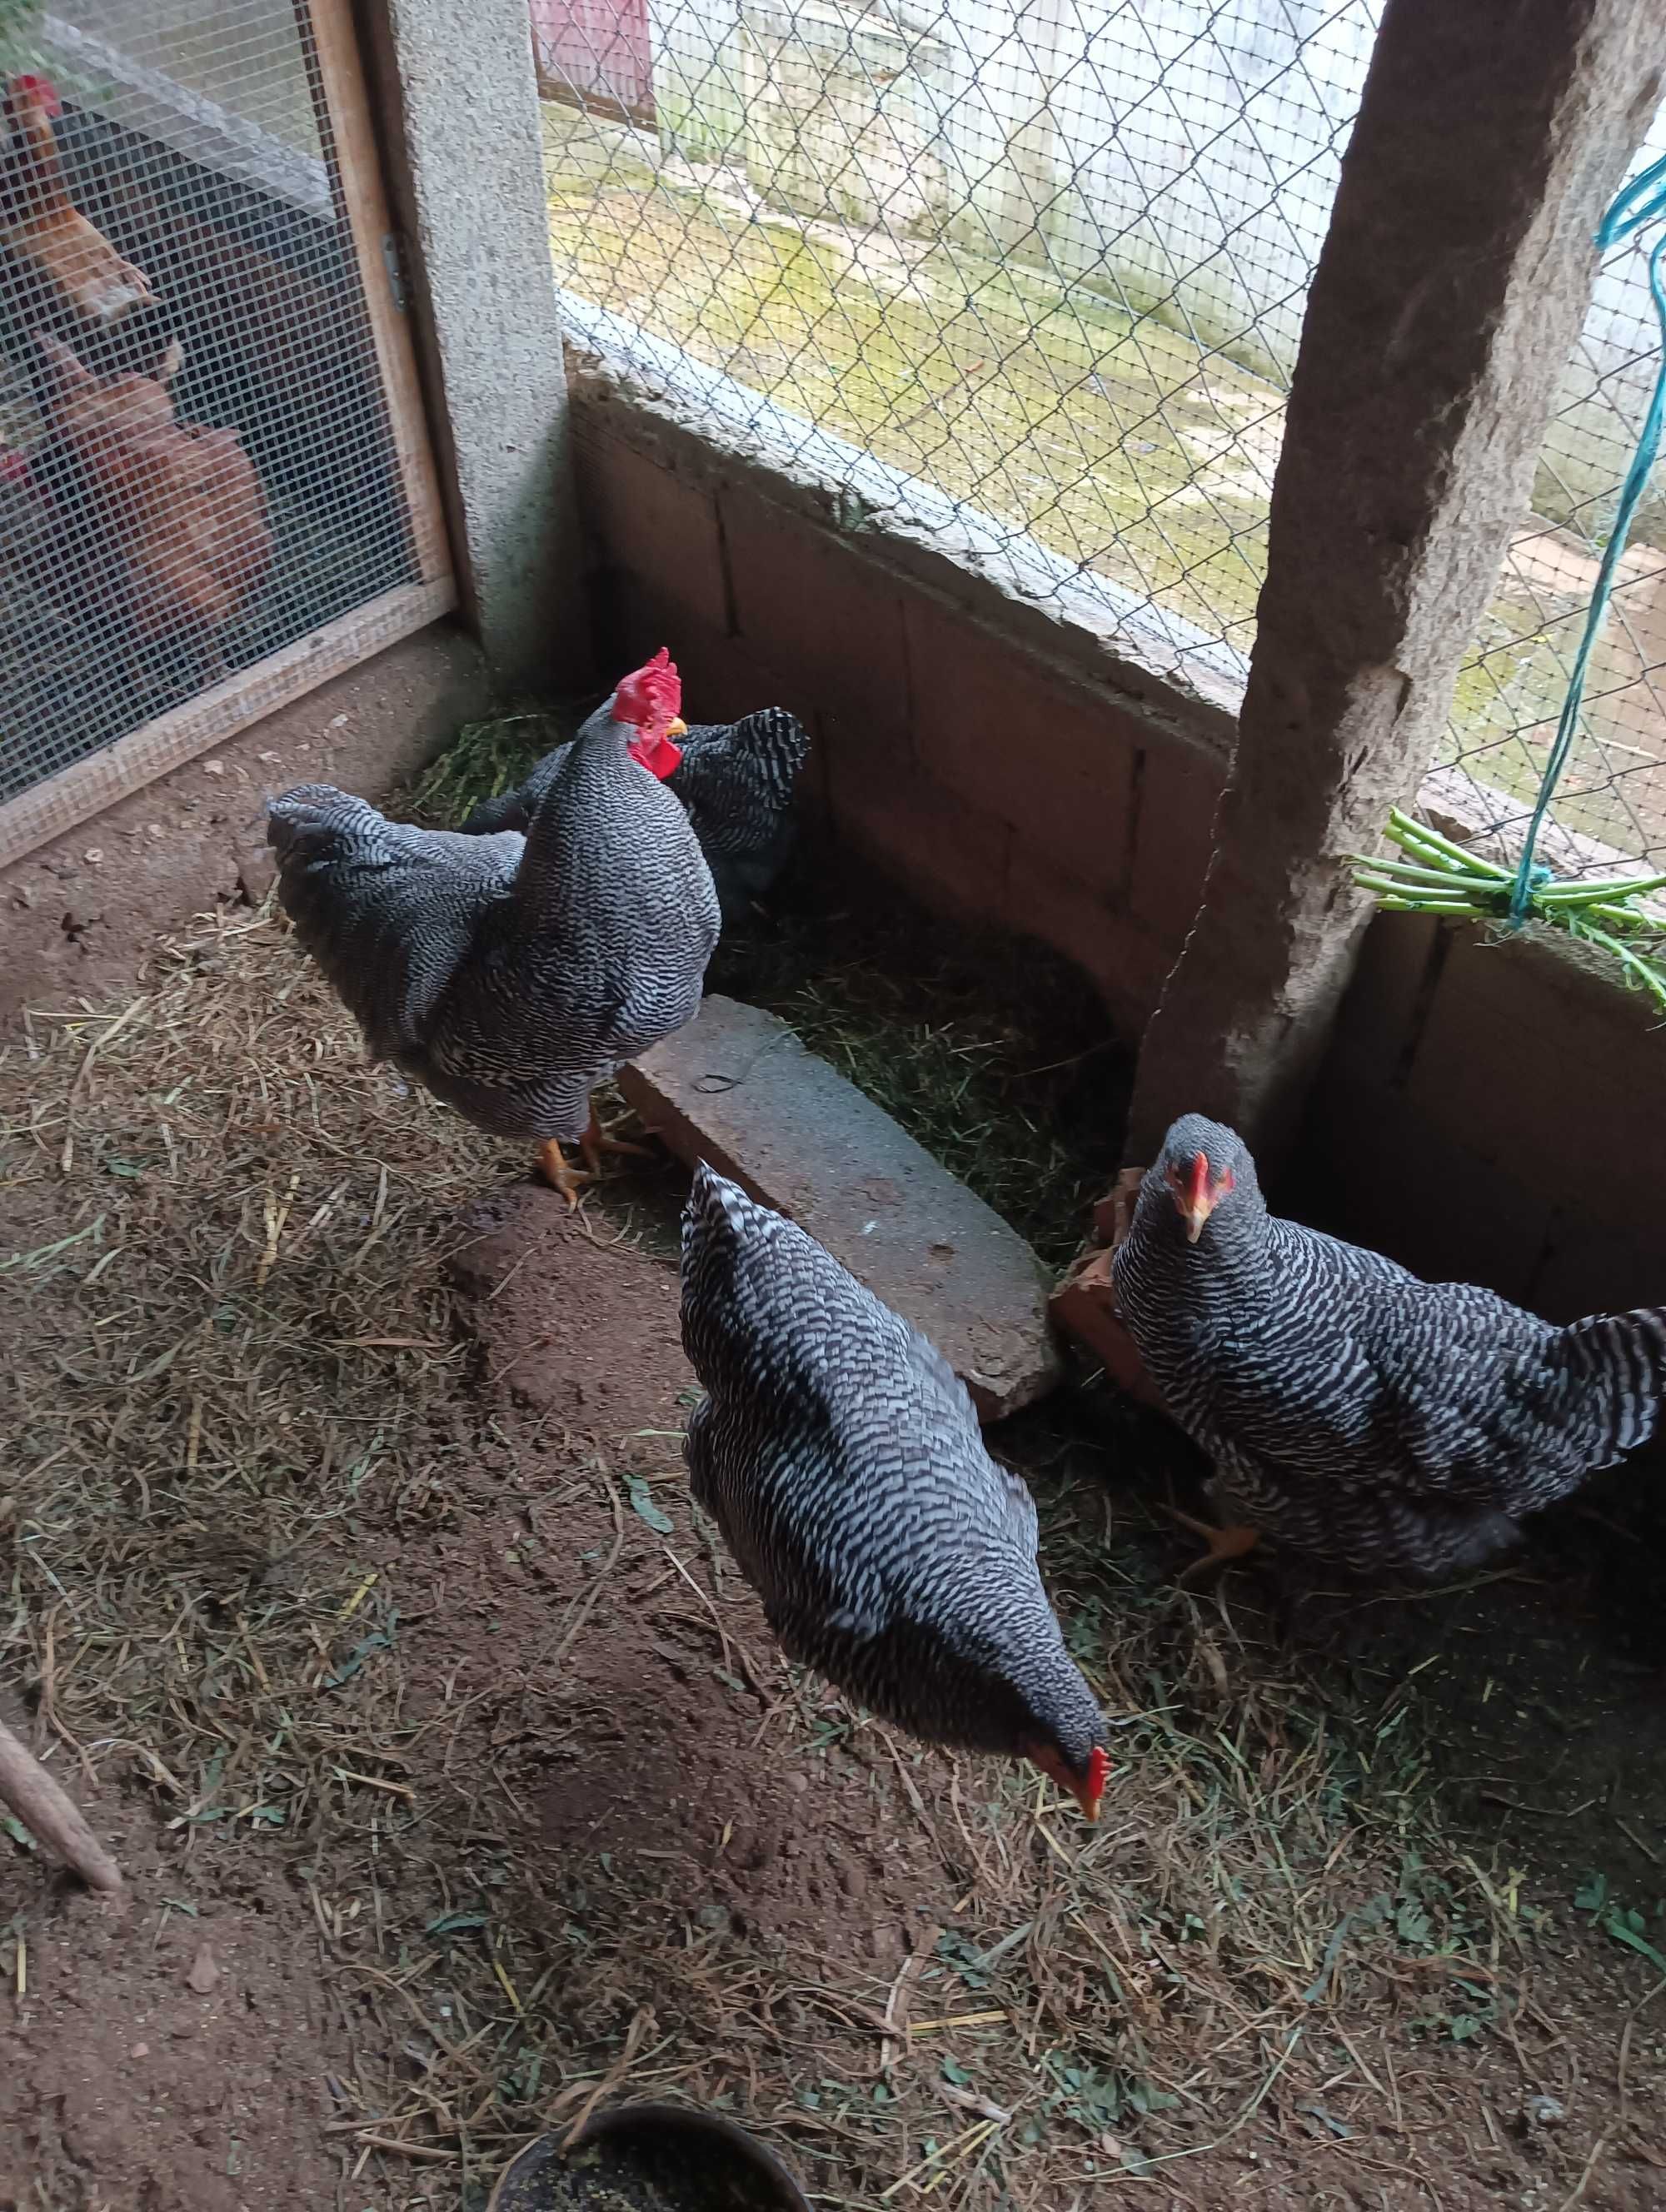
[577,1106,651,1180]
[1162,1505,1261,1587]
[536,1138,593,1210]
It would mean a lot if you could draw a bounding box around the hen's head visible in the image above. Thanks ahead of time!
[611,647,688,777]
[6,73,62,124]
[1022,1737,1110,1824]
[1150,1113,1254,1244]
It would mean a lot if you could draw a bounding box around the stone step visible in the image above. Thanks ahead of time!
[619,994,1063,1421]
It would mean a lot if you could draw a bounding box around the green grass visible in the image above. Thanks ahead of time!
[406,710,567,826]
[541,105,1276,648]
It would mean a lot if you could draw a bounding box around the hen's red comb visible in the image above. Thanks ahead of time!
[0,450,32,490]
[8,75,62,117]
[612,646,681,730]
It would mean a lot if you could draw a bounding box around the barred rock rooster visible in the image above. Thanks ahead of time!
[465,705,809,927]
[268,650,721,1203]
[1113,1113,1666,1583]
[680,1164,1109,1816]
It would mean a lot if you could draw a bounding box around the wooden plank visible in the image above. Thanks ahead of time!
[0,576,453,872]
[299,0,452,590]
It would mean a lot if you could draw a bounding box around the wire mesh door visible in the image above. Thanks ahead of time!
[0,0,452,867]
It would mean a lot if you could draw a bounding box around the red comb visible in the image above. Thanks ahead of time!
[0,449,32,490]
[9,74,62,117]
[612,646,681,730]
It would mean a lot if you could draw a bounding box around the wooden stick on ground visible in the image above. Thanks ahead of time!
[0,1716,123,1895]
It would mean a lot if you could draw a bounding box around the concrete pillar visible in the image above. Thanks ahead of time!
[1124,0,1665,1172]
[357,0,591,693]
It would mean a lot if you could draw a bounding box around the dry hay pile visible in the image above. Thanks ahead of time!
[1,903,1658,2210]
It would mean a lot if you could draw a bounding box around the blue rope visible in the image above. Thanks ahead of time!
[1509,153,1666,922]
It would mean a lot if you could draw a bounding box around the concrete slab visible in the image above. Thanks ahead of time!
[619,995,1063,1421]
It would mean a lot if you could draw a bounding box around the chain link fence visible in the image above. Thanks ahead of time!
[1438,173,1666,879]
[533,0,1666,872]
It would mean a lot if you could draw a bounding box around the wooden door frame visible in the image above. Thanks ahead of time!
[0,0,456,874]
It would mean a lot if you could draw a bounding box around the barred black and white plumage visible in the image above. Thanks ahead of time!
[680,1164,1108,1812]
[1112,1113,1666,1582]
[466,706,809,926]
[267,656,721,1178]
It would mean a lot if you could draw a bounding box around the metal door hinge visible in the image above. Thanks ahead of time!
[382,232,409,312]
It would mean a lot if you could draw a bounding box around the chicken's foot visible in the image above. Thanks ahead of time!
[536,1138,594,1210]
[1162,1505,1261,1587]
[577,1108,651,1180]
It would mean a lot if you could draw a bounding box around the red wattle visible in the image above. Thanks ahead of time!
[630,732,684,780]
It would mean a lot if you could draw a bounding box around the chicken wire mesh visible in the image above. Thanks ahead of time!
[534,0,1666,872]
[0,0,421,807]
[1439,178,1666,881]
[537,0,1373,677]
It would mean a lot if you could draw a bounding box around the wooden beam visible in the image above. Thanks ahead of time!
[302,0,452,591]
[354,0,592,691]
[1124,0,1666,1170]
[0,579,452,872]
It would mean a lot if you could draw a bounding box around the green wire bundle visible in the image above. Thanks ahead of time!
[1353,810,1666,1012]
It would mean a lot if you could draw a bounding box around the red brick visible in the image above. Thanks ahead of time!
[811,704,909,825]
[596,580,793,733]
[1528,1213,1666,1326]
[1127,740,1225,949]
[576,433,729,635]
[1295,1073,1552,1303]
[904,595,1138,900]
[1050,1245,1170,1413]
[620,996,1062,1419]
[721,489,908,728]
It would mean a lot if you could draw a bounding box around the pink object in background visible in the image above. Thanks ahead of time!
[531,0,655,123]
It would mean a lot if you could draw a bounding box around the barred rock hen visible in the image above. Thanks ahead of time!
[268,650,721,1203]
[1113,1113,1666,1582]
[465,705,808,926]
[680,1164,1109,1816]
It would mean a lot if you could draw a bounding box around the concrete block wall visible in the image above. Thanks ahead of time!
[568,369,1666,1318]
[568,377,1231,1036]
[1300,919,1666,1322]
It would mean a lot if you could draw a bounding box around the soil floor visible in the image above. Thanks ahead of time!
[2,880,1666,2212]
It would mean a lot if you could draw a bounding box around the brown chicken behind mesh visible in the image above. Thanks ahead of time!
[1,74,158,331]
[17,333,272,682]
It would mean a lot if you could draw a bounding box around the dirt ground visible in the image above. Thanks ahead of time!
[3,892,1666,2212]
